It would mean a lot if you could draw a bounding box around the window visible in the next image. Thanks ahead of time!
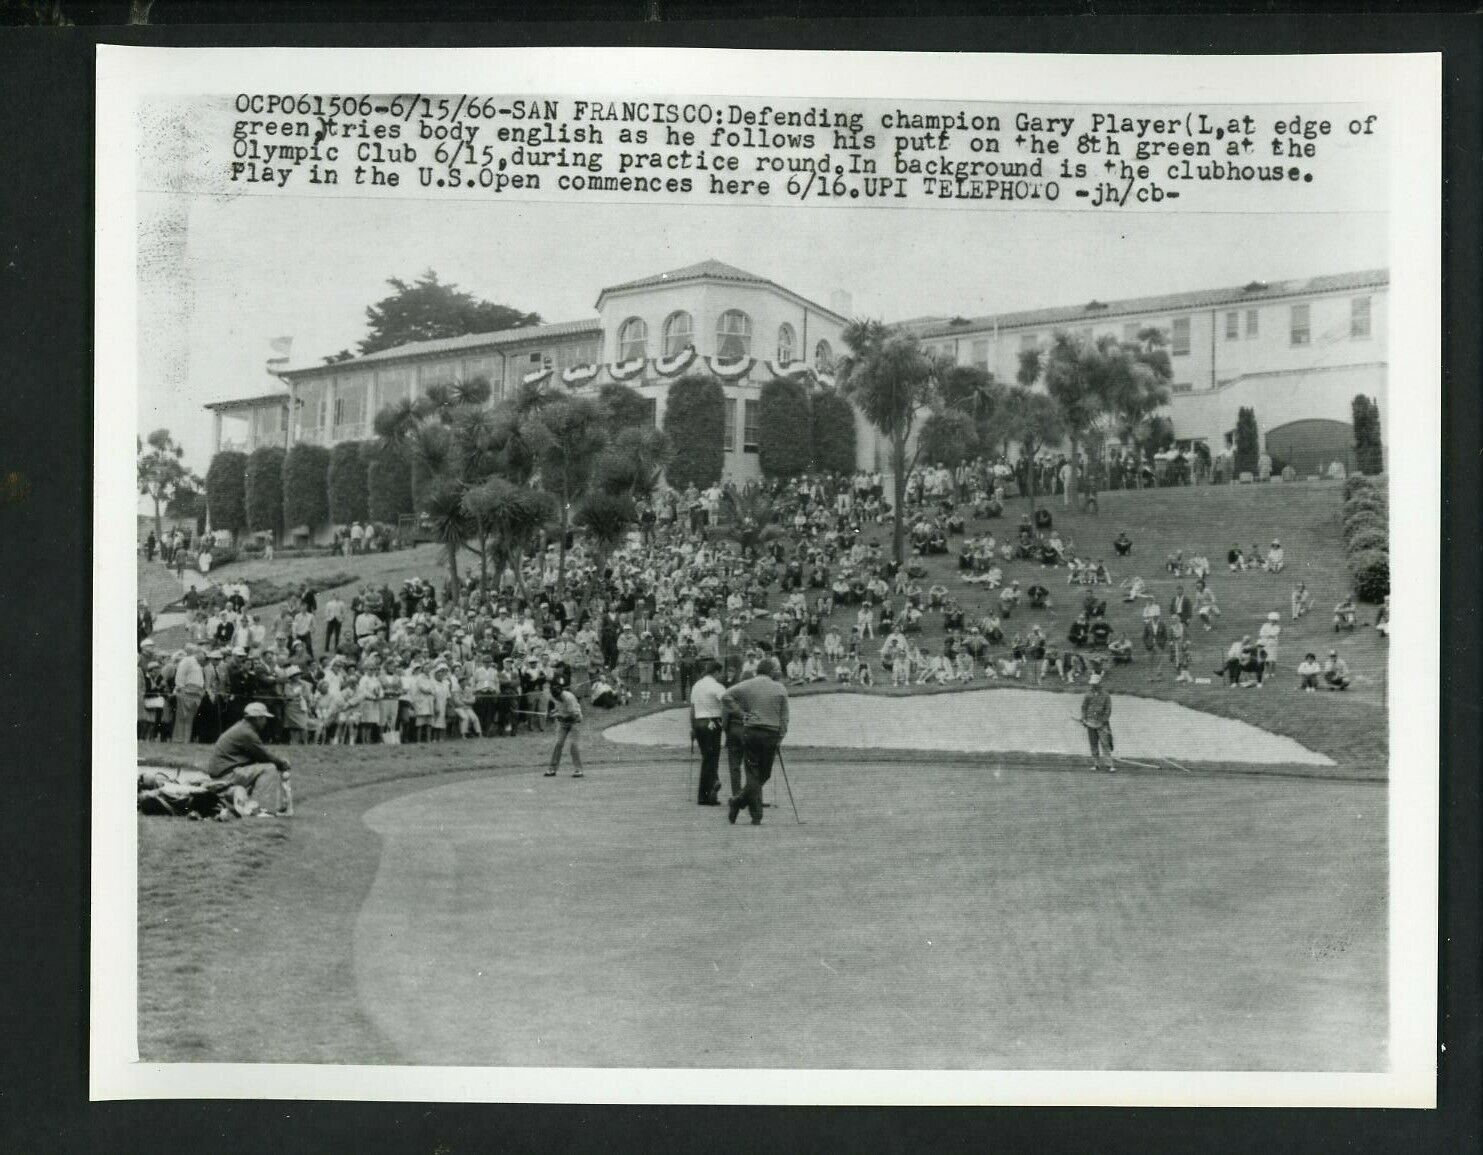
[1171,382,1194,394]
[971,339,989,369]
[528,352,543,365]
[716,310,753,359]
[1171,316,1191,356]
[1351,296,1372,339]
[1290,303,1310,346]
[814,339,834,373]
[420,360,457,389]
[1019,333,1038,352]
[618,317,648,362]
[1225,311,1239,340]
[1245,308,1259,337]
[376,366,413,405]
[1122,322,1140,343]
[663,311,693,357]
[776,323,796,364]
[743,398,760,451]
[723,397,737,452]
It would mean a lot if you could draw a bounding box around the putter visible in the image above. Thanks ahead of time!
[776,749,803,824]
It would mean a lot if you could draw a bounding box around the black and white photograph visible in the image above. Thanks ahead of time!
[93,46,1441,1106]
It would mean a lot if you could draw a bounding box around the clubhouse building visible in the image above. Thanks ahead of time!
[207,260,1387,482]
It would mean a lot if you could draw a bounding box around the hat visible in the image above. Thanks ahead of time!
[1329,649,1338,656]
[283,665,301,678]
[1268,611,1280,621]
[232,646,247,657]
[243,702,272,719]
[1272,539,1280,546]
[140,639,156,649]
[207,649,222,660]
[1088,673,1103,685]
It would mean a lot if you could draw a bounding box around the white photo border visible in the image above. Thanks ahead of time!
[93,44,1441,1107]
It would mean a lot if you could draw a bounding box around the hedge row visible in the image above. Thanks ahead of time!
[211,440,416,542]
[1342,475,1389,603]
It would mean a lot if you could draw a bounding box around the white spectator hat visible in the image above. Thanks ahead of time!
[1088,673,1103,684]
[243,702,272,719]
[1268,612,1280,621]
[283,666,301,678]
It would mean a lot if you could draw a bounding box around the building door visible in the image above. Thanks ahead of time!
[1265,418,1356,477]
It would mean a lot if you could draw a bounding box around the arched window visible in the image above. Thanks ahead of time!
[662,311,693,358]
[776,323,796,365]
[814,339,834,373]
[618,317,648,362]
[715,310,753,360]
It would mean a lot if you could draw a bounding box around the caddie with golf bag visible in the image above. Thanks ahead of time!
[720,655,789,826]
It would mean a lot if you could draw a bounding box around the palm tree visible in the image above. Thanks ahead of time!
[835,319,938,566]
[463,475,553,598]
[575,492,638,582]
[720,486,784,558]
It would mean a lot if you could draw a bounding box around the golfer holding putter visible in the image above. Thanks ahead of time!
[545,682,585,778]
[1079,672,1115,773]
[721,656,789,826]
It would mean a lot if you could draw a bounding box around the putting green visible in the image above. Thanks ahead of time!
[604,688,1334,766]
[355,760,1383,1069]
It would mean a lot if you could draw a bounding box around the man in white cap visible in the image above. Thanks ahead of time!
[207,701,291,815]
[1079,673,1115,773]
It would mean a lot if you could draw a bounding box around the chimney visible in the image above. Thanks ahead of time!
[829,290,853,318]
[266,335,293,374]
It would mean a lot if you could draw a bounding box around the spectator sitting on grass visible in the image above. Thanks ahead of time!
[1113,530,1133,557]
[1333,596,1358,632]
[1323,650,1351,691]
[1297,652,1322,692]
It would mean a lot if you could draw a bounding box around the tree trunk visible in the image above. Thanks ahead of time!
[556,494,569,599]
[1066,437,1081,508]
[152,495,163,547]
[478,527,489,599]
[445,538,460,595]
[891,435,908,568]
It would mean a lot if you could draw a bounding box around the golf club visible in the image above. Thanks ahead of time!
[776,749,803,824]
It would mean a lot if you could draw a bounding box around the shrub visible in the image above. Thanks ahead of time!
[1349,548,1390,603]
[598,382,654,430]
[1342,473,1375,501]
[1352,394,1385,475]
[1343,494,1387,521]
[1343,511,1386,544]
[205,450,248,536]
[244,446,286,541]
[663,375,725,490]
[245,570,357,609]
[811,388,857,476]
[282,442,332,533]
[365,441,414,523]
[328,440,370,525]
[1346,527,1389,554]
[1233,406,1259,477]
[758,377,813,479]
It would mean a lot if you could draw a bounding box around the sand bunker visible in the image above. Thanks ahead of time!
[604,688,1333,766]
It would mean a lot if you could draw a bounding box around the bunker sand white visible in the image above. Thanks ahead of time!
[603,688,1334,766]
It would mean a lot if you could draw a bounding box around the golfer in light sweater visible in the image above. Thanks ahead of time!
[721,657,789,826]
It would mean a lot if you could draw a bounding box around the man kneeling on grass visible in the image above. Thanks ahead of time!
[207,701,291,817]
